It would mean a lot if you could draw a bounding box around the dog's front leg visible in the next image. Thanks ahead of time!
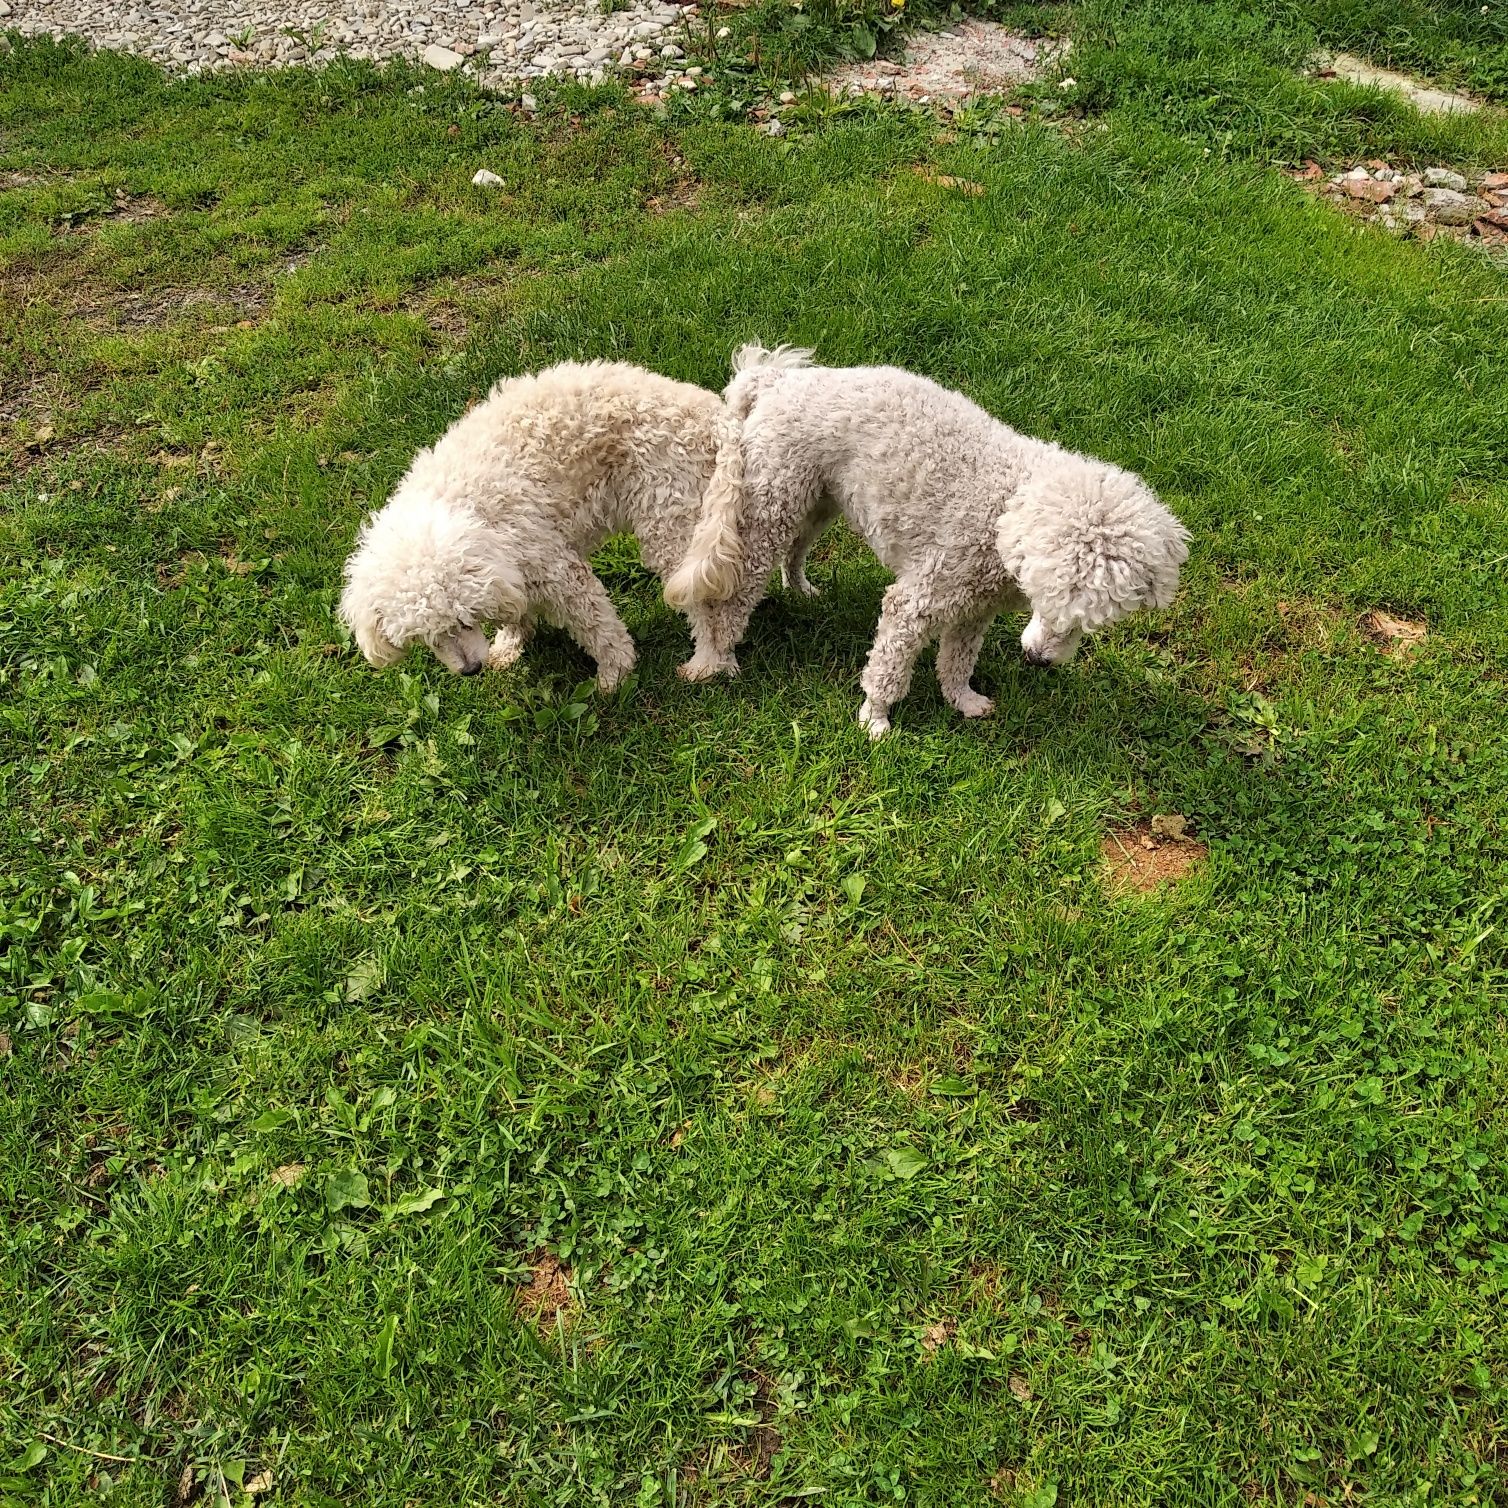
[936,617,995,719]
[541,557,637,694]
[487,617,535,672]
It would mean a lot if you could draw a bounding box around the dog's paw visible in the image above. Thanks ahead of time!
[782,571,821,600]
[858,699,891,739]
[595,660,635,695]
[487,628,527,672]
[677,653,737,682]
[951,690,995,719]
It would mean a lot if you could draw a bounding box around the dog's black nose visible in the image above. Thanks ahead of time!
[459,659,484,677]
[1022,649,1050,668]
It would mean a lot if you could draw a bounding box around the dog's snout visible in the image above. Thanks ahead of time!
[1022,648,1050,668]
[459,659,484,677]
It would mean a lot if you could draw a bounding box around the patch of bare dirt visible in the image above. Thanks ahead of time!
[920,1318,955,1358]
[1102,817,1207,895]
[826,20,1060,107]
[1275,597,1344,647]
[1361,610,1427,656]
[105,190,170,225]
[731,1372,781,1480]
[516,1249,574,1325]
[80,282,269,332]
[911,166,985,196]
[645,140,701,213]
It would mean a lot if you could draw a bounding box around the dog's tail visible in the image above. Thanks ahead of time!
[663,409,746,608]
[723,341,814,421]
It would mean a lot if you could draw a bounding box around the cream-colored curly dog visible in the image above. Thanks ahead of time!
[339,361,744,690]
[678,346,1190,736]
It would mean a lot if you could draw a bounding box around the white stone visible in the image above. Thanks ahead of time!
[471,168,504,186]
[778,89,795,104]
[1423,167,1468,191]
[765,118,784,136]
[421,41,464,68]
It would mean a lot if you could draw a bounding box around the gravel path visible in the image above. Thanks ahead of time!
[3,0,696,87]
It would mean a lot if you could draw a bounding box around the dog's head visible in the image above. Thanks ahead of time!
[338,490,525,675]
[996,455,1188,666]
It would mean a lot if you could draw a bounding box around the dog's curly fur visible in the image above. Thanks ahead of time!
[339,361,745,689]
[676,346,1189,735]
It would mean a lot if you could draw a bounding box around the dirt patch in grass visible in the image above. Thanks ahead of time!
[732,1371,781,1480]
[105,191,171,225]
[1275,597,1344,647]
[645,141,701,213]
[920,1318,956,1358]
[826,20,1059,107]
[1361,610,1428,655]
[1102,818,1207,895]
[517,1249,574,1325]
[79,282,270,332]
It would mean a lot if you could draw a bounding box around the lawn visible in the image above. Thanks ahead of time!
[2,5,1508,1505]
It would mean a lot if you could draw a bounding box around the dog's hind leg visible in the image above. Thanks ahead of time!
[677,476,815,680]
[936,616,995,719]
[780,500,838,598]
[540,556,638,694]
[679,601,742,681]
[858,578,936,738]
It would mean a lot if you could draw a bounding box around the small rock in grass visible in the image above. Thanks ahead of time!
[716,25,731,38]
[471,168,503,187]
[1423,187,1481,225]
[1344,176,1395,203]
[778,89,795,104]
[766,118,785,136]
[422,42,464,70]
[520,92,538,111]
[1423,166,1467,191]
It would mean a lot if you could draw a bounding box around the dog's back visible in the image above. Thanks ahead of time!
[737,357,1031,577]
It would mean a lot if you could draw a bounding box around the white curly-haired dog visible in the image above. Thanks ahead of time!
[678,346,1190,736]
[338,361,745,690]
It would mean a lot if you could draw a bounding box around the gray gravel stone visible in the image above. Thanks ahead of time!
[9,0,692,91]
[1423,167,1469,191]
[1422,187,1480,224]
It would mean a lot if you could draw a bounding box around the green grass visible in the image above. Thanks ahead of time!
[3,11,1508,1507]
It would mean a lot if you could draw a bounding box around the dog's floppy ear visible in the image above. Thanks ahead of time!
[339,574,404,667]
[458,521,528,626]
